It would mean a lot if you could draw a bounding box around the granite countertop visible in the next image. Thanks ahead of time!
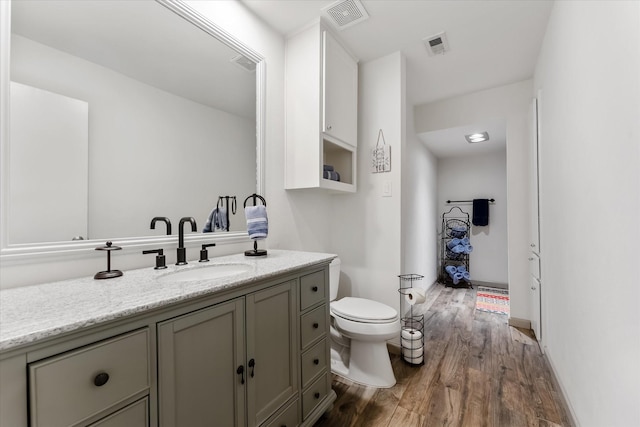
[0,250,335,352]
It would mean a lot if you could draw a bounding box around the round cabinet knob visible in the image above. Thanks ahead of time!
[93,372,110,387]
[314,392,321,399]
[313,322,319,329]
[313,358,320,365]
[312,286,318,292]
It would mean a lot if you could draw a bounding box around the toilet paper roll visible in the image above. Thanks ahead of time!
[404,288,426,305]
[404,354,424,365]
[401,328,423,341]
[402,346,424,358]
[402,339,423,353]
[402,345,424,364]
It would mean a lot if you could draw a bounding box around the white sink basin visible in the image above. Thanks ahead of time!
[159,264,251,283]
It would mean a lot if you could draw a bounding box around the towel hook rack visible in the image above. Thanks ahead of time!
[217,196,236,231]
[446,198,495,204]
[243,193,267,257]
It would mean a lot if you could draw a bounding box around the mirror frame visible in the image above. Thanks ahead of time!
[0,0,265,262]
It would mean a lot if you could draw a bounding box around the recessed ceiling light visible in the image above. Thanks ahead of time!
[465,132,489,143]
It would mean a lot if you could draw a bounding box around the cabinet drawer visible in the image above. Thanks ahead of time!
[302,375,328,420]
[301,304,327,350]
[29,329,150,427]
[301,338,327,389]
[262,398,299,427]
[300,270,325,310]
[90,397,149,427]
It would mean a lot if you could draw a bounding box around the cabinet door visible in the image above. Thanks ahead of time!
[246,281,298,427]
[323,30,357,146]
[158,298,246,427]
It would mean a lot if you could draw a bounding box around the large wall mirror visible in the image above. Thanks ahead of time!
[0,0,265,258]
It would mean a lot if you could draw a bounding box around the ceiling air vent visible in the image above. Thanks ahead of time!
[322,0,369,30]
[230,54,256,72]
[423,31,450,56]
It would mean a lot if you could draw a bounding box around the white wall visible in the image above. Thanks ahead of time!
[11,35,255,239]
[330,52,405,318]
[533,2,640,426]
[437,150,508,284]
[402,106,439,286]
[414,80,532,321]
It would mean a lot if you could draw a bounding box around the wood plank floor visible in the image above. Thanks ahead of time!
[314,283,572,427]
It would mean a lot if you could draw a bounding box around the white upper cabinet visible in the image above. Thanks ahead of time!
[285,21,358,192]
[322,31,358,147]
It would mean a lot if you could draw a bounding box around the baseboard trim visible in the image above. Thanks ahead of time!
[508,317,531,330]
[543,350,580,427]
[474,280,509,290]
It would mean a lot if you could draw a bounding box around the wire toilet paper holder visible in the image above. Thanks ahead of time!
[398,274,425,365]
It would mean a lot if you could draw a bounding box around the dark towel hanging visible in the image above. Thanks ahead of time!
[472,199,490,226]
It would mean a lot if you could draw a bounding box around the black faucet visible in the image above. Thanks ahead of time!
[177,217,197,265]
[150,217,172,235]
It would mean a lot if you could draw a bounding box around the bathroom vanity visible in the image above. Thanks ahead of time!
[0,250,336,427]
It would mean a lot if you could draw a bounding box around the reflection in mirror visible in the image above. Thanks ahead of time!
[5,0,259,247]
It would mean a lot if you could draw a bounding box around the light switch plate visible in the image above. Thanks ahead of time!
[382,181,392,197]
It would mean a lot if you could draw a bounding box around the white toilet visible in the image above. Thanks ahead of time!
[329,257,400,388]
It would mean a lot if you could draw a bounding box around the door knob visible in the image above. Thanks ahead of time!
[531,286,537,290]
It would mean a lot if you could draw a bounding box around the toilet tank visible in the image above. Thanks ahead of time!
[329,257,341,301]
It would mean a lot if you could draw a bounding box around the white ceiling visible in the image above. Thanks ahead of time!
[417,118,507,159]
[242,0,553,157]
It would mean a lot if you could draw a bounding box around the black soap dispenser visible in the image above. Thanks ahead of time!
[94,241,123,279]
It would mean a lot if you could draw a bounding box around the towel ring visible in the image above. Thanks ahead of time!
[243,193,266,208]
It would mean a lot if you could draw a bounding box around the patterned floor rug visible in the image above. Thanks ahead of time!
[476,286,510,315]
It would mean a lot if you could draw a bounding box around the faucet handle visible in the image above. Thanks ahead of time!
[143,248,167,270]
[199,243,217,262]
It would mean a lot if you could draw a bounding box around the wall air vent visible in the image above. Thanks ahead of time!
[423,31,450,56]
[230,54,256,72]
[321,0,369,30]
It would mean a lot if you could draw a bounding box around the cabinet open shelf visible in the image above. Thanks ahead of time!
[322,137,355,192]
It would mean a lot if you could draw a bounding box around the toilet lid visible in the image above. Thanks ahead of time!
[331,297,398,323]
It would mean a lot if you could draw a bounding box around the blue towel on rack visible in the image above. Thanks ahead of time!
[445,265,458,276]
[453,272,464,285]
[472,199,490,226]
[450,226,467,238]
[446,238,461,250]
[203,207,227,232]
[245,205,268,240]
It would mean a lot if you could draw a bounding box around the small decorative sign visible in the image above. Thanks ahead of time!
[371,129,391,173]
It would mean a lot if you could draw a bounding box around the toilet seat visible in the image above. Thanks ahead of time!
[331,297,398,323]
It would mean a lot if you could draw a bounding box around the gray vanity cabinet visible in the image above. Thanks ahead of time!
[157,298,246,427]
[157,280,297,427]
[0,255,336,427]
